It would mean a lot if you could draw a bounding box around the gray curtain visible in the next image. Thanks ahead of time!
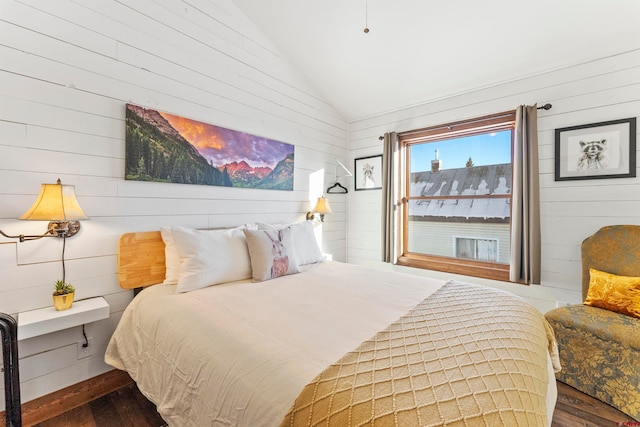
[510,105,541,284]
[381,131,398,263]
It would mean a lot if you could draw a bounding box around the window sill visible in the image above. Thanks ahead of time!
[397,254,511,282]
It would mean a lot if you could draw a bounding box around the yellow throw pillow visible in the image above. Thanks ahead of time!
[584,268,640,318]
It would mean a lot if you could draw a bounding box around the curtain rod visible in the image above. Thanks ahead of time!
[378,103,552,140]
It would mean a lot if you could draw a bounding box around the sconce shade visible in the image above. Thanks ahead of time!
[312,196,333,215]
[19,179,88,221]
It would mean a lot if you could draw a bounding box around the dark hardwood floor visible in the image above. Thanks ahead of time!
[31,383,166,427]
[16,379,635,427]
[552,381,635,426]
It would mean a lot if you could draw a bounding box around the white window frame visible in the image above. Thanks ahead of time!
[453,236,500,263]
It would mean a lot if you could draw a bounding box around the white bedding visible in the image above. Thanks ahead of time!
[105,261,557,426]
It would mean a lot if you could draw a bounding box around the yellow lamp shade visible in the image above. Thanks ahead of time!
[312,196,333,215]
[19,179,88,221]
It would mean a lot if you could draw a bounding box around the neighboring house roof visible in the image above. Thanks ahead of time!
[409,164,511,220]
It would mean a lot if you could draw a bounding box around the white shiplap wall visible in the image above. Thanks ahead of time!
[347,49,640,313]
[0,0,348,406]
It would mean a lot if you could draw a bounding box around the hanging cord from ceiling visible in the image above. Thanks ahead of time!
[363,0,369,33]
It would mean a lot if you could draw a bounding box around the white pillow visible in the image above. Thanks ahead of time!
[169,226,252,293]
[243,228,301,282]
[160,227,180,285]
[257,221,325,265]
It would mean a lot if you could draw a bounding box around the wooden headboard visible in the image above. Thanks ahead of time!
[118,231,166,289]
[581,225,640,300]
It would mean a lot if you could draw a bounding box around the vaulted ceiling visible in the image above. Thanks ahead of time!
[233,0,640,122]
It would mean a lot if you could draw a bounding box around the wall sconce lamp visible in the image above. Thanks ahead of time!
[306,196,333,222]
[0,179,88,243]
[0,178,88,284]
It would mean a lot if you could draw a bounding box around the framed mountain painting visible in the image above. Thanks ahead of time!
[125,104,294,191]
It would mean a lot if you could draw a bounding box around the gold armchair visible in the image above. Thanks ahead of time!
[545,225,640,421]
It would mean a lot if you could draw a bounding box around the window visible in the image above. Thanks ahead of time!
[397,111,516,281]
[455,237,498,262]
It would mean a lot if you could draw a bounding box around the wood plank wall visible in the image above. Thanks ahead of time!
[346,49,640,313]
[0,0,348,408]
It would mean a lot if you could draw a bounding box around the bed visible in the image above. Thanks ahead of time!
[106,223,560,426]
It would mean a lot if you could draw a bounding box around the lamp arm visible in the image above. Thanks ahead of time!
[0,228,58,242]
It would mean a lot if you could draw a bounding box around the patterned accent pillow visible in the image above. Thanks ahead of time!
[584,268,640,318]
[243,228,301,282]
[257,220,325,265]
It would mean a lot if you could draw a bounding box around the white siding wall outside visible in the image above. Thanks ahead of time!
[347,49,640,314]
[408,221,510,264]
[0,0,348,407]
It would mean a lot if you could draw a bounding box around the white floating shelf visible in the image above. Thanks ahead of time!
[18,296,110,340]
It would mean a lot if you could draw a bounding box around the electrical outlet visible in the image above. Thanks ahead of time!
[556,301,571,308]
[77,338,95,359]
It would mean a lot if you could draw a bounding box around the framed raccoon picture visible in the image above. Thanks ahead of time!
[555,117,636,181]
[354,154,383,190]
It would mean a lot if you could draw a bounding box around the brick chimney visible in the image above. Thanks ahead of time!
[431,149,442,172]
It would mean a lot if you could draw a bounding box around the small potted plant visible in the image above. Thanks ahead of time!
[53,280,75,311]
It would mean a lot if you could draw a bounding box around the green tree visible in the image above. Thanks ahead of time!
[136,157,149,180]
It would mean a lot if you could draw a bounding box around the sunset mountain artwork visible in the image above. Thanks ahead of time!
[125,104,294,191]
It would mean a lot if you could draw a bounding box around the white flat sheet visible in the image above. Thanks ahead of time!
[105,261,557,426]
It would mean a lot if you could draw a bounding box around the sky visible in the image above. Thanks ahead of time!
[410,130,512,172]
[160,112,294,168]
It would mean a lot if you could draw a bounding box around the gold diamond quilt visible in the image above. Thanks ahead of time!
[281,280,556,427]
